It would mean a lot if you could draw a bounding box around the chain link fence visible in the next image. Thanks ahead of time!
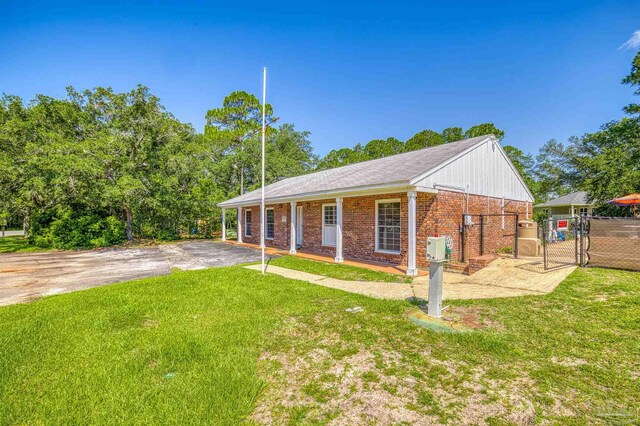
[583,217,640,271]
[542,216,640,271]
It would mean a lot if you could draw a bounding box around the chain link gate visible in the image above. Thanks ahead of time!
[542,217,579,270]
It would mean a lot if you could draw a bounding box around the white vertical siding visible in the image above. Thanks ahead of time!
[415,139,533,202]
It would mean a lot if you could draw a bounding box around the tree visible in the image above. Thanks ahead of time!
[464,123,505,141]
[571,118,640,215]
[534,139,576,201]
[441,127,464,144]
[362,137,403,159]
[566,51,640,215]
[205,91,275,195]
[316,147,362,170]
[503,145,539,200]
[403,129,443,151]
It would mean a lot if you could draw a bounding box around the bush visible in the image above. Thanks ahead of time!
[30,209,126,249]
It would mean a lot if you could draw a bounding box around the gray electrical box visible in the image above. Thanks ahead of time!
[463,214,473,226]
[426,236,447,261]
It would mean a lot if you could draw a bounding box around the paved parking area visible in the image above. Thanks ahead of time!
[0,241,265,306]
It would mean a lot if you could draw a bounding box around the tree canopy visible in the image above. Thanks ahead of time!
[315,122,506,171]
[2,50,639,248]
[1,86,316,248]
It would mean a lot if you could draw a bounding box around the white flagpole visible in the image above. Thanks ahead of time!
[261,67,267,274]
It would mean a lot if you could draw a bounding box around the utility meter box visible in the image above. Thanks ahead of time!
[427,236,447,261]
[463,214,473,226]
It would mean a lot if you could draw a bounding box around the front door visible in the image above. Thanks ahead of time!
[322,204,337,247]
[296,206,303,247]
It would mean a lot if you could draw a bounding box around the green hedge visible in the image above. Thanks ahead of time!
[30,210,126,249]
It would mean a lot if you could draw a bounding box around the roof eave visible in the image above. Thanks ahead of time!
[217,182,437,208]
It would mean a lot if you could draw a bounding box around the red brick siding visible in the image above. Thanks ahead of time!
[238,191,531,269]
[240,204,290,249]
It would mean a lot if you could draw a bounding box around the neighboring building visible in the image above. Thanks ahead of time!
[219,135,534,275]
[534,191,594,219]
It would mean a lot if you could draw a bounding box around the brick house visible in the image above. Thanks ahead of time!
[219,135,534,275]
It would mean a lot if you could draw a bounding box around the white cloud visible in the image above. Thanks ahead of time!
[620,30,640,50]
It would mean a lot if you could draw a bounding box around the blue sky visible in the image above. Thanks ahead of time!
[1,1,639,157]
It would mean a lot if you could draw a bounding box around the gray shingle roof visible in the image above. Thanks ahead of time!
[219,135,491,207]
[534,191,591,208]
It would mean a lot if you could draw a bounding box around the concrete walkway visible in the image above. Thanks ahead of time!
[245,257,576,300]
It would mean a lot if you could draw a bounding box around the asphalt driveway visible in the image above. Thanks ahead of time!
[0,241,267,306]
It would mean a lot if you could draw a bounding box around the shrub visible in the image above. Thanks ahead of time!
[31,209,126,249]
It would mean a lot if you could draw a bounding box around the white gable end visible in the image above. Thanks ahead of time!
[412,139,533,202]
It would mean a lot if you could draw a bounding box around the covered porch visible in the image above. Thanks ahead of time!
[220,188,428,276]
[223,239,430,277]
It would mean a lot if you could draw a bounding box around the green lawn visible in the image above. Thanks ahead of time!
[0,265,638,424]
[0,236,47,253]
[268,255,413,283]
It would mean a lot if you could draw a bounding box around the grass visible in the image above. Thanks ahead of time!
[268,255,413,283]
[0,236,48,253]
[0,266,638,424]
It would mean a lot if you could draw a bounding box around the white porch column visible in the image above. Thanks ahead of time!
[290,202,297,254]
[237,207,243,243]
[406,191,418,276]
[221,208,226,241]
[335,197,344,263]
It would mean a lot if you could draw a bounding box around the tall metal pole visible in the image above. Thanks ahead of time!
[260,67,267,274]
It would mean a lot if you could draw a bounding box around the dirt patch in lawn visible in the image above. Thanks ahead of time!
[443,306,505,331]
[251,315,543,425]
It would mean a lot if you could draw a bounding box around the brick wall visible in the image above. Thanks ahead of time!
[240,204,290,249]
[237,190,531,269]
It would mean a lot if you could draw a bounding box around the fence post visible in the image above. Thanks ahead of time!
[574,216,579,265]
[479,214,484,256]
[514,213,519,258]
[579,216,585,267]
[542,219,547,269]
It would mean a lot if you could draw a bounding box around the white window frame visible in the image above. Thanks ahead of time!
[244,209,252,237]
[578,206,589,216]
[321,203,337,247]
[375,198,401,255]
[265,208,275,240]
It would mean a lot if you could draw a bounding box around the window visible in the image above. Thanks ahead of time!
[324,205,336,225]
[266,208,274,240]
[376,200,401,253]
[322,204,337,247]
[244,210,252,237]
[578,207,588,216]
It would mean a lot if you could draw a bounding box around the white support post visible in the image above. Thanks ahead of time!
[335,197,343,263]
[290,202,297,254]
[221,208,226,241]
[407,191,418,276]
[237,207,243,243]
